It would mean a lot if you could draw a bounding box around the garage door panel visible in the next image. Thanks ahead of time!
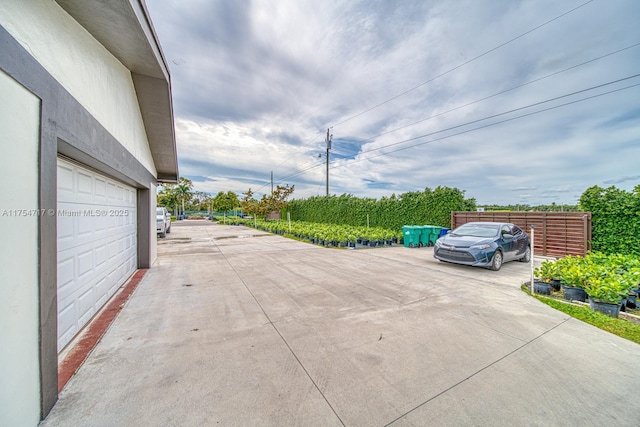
[76,287,96,326]
[57,300,77,343]
[95,278,110,306]
[95,214,109,232]
[57,256,75,292]
[95,177,107,200]
[57,162,74,192]
[57,158,137,353]
[77,213,95,237]
[95,244,108,267]
[76,249,94,279]
[77,171,93,201]
[57,211,75,243]
[107,182,118,202]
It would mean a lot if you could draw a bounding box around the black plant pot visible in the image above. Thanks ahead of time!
[626,293,637,309]
[562,285,587,302]
[533,280,551,295]
[589,297,622,318]
[551,279,562,291]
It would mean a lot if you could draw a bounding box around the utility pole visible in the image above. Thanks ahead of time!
[325,128,332,196]
[270,171,274,195]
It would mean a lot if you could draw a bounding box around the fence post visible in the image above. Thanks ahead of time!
[530,225,535,294]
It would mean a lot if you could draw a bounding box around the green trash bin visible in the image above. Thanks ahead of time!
[402,226,421,248]
[429,226,442,246]
[419,226,434,247]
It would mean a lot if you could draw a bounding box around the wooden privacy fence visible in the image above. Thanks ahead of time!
[451,211,592,257]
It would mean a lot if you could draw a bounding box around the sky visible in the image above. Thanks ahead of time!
[145,0,640,206]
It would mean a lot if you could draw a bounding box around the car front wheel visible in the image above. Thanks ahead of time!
[490,250,503,271]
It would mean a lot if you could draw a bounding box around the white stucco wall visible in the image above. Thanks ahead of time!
[0,0,157,176]
[0,71,41,426]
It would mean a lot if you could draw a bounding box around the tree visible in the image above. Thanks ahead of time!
[240,188,260,218]
[261,184,295,216]
[241,185,295,219]
[175,177,193,215]
[189,191,213,211]
[157,185,179,215]
[212,191,239,214]
[157,177,194,216]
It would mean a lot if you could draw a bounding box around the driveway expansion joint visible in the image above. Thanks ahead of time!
[383,317,572,426]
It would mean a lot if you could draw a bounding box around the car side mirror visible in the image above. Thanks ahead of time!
[502,233,513,239]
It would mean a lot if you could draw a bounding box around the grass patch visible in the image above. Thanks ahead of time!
[522,284,640,344]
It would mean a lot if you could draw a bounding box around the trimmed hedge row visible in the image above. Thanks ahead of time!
[283,186,476,230]
[580,185,640,257]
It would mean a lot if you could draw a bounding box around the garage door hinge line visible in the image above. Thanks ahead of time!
[384,317,571,426]
[214,243,346,426]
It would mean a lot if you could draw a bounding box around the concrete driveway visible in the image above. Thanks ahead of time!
[42,221,640,426]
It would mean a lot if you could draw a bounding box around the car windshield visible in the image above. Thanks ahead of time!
[451,224,499,238]
[156,208,164,215]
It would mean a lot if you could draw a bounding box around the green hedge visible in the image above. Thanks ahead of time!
[283,186,476,230]
[580,185,640,256]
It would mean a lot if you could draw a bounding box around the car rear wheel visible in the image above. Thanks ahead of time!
[519,246,531,262]
[490,250,503,271]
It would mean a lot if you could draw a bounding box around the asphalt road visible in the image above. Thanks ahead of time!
[41,220,640,426]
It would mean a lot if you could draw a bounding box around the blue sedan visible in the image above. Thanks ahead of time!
[434,222,530,271]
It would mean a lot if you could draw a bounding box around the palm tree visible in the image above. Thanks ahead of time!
[175,177,193,217]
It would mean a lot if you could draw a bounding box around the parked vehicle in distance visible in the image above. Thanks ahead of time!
[156,207,171,238]
[434,222,530,271]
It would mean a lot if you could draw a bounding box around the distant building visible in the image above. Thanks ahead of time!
[0,0,178,423]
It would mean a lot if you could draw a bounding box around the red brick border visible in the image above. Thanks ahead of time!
[57,269,148,393]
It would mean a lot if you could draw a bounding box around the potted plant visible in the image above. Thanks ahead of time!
[533,261,556,295]
[584,272,628,318]
[557,256,588,302]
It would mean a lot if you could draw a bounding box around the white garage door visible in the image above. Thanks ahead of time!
[57,158,137,352]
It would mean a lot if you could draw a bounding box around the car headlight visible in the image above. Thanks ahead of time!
[435,239,442,247]
[470,243,490,249]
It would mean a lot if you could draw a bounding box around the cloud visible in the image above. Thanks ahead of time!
[146,0,640,204]
[603,175,640,185]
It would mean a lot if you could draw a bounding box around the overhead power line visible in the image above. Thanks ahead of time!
[278,75,640,181]
[272,41,640,189]
[359,42,640,144]
[338,82,640,167]
[330,0,594,129]
[267,0,596,191]
[357,73,640,156]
